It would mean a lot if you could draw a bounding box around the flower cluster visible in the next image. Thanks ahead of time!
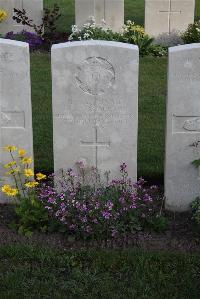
[38,163,158,239]
[0,9,7,23]
[5,31,43,50]
[69,19,155,57]
[2,184,18,197]
[69,17,120,42]
[1,145,46,198]
[123,20,145,37]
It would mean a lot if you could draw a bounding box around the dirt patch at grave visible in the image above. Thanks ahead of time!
[0,204,199,253]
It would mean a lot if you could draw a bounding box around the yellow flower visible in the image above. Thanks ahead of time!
[18,149,26,157]
[1,184,12,193]
[25,181,39,188]
[4,161,17,169]
[24,168,34,177]
[1,185,18,196]
[0,10,7,22]
[36,172,46,181]
[6,167,21,175]
[21,157,33,164]
[3,145,17,152]
[7,188,18,197]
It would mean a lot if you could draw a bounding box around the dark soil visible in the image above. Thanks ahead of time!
[0,204,199,253]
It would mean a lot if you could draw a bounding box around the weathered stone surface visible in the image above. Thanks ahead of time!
[52,40,138,180]
[165,43,200,212]
[75,0,124,32]
[145,0,195,36]
[0,0,43,35]
[0,39,33,202]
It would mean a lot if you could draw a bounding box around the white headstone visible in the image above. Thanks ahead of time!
[75,0,124,32]
[165,43,200,212]
[52,41,138,180]
[0,39,33,202]
[145,0,195,36]
[0,0,43,35]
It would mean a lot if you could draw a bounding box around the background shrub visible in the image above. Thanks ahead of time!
[182,20,200,44]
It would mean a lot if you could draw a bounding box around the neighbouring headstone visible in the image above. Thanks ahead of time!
[0,39,33,202]
[165,43,200,212]
[0,0,43,35]
[52,40,139,180]
[75,0,124,32]
[145,0,195,36]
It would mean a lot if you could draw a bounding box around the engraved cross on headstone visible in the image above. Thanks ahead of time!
[159,0,181,34]
[80,126,110,168]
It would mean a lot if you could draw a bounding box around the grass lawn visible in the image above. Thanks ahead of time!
[0,245,199,298]
[30,1,199,180]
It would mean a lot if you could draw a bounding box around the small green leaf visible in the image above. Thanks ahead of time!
[192,159,200,167]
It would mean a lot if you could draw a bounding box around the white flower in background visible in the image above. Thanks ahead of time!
[126,20,133,25]
[83,32,90,39]
[101,19,106,25]
[89,15,95,23]
[71,24,79,33]
[83,22,91,28]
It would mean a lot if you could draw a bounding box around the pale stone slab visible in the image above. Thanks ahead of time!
[0,0,43,35]
[165,43,200,212]
[0,39,33,202]
[75,0,124,32]
[52,41,138,180]
[145,0,195,37]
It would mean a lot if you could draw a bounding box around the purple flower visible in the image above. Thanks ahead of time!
[48,197,56,204]
[143,194,152,202]
[106,200,114,210]
[102,211,112,219]
[129,204,136,209]
[5,30,43,49]
[120,162,127,172]
[81,216,87,223]
[69,224,76,230]
[92,218,98,224]
[111,229,118,237]
[119,197,125,204]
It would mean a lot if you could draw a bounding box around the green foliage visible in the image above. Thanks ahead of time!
[69,20,163,57]
[191,197,200,226]
[148,44,168,57]
[192,159,200,167]
[121,21,154,56]
[182,20,200,44]
[13,193,49,236]
[147,215,169,232]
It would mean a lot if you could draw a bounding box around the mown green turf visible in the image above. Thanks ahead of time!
[30,1,199,179]
[0,245,199,298]
[30,53,53,173]
[139,57,167,180]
